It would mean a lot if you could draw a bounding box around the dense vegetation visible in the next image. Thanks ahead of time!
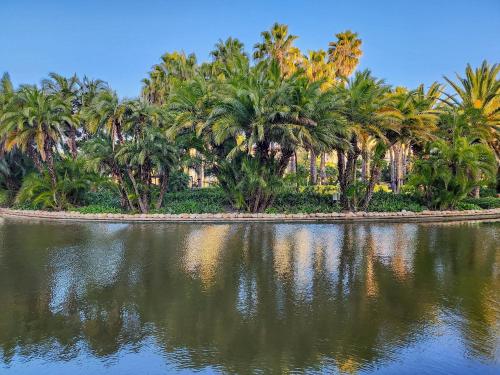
[1,24,499,213]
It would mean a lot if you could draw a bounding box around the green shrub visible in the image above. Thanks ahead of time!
[480,187,497,198]
[266,190,339,213]
[75,205,122,214]
[167,171,190,192]
[0,189,9,207]
[157,188,227,214]
[462,197,500,209]
[367,192,424,212]
[456,202,482,211]
[83,186,121,208]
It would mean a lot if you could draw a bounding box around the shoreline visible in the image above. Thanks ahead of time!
[1,207,500,224]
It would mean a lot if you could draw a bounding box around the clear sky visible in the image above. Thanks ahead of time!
[2,0,499,98]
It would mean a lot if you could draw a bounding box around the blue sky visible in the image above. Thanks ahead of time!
[2,0,499,98]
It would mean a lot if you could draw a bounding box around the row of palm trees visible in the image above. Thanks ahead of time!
[1,23,498,212]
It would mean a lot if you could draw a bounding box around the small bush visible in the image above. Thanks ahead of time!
[83,186,121,208]
[75,204,122,214]
[462,197,500,209]
[0,190,9,207]
[368,192,424,212]
[456,202,482,211]
[157,188,228,214]
[267,190,339,213]
[167,171,190,192]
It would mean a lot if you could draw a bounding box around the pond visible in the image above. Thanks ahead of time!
[0,218,499,374]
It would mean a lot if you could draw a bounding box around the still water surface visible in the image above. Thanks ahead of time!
[0,218,499,374]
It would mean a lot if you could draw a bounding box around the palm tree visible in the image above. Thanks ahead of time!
[302,50,336,184]
[142,51,197,105]
[336,70,394,210]
[443,61,500,194]
[83,136,135,211]
[211,37,248,64]
[83,90,127,146]
[384,84,441,192]
[328,30,363,79]
[42,73,80,158]
[208,61,320,211]
[168,75,218,188]
[1,86,71,192]
[410,133,496,209]
[253,23,298,77]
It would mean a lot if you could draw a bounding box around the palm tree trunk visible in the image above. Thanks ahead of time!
[126,168,147,213]
[115,172,135,211]
[395,143,403,193]
[155,173,169,210]
[471,186,480,198]
[389,146,396,192]
[361,164,381,211]
[319,152,327,185]
[289,152,297,174]
[28,145,43,173]
[45,148,58,207]
[309,149,317,185]
[340,136,361,211]
[196,153,204,188]
[361,147,369,183]
[68,127,77,159]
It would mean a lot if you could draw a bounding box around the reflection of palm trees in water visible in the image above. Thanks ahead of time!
[0,221,498,373]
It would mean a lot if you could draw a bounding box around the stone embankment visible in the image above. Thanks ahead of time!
[1,207,499,223]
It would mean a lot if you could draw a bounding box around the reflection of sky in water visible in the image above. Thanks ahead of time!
[0,220,498,374]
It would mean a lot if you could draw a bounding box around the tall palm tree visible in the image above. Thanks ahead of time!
[443,60,500,193]
[253,23,298,77]
[302,50,336,184]
[384,84,441,192]
[208,61,320,211]
[1,86,71,191]
[337,70,394,210]
[142,52,197,105]
[211,37,248,64]
[328,30,363,79]
[42,73,80,158]
[116,124,178,213]
[83,90,127,147]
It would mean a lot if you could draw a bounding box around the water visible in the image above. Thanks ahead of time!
[0,218,498,374]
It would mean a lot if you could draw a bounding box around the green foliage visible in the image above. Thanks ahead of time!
[267,190,338,213]
[158,188,227,214]
[75,204,122,214]
[462,196,500,209]
[15,158,107,210]
[367,192,424,212]
[0,189,8,207]
[167,171,190,192]
[456,202,482,211]
[83,186,122,208]
[409,135,496,209]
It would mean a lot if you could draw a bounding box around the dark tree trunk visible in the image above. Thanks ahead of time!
[155,172,169,210]
[319,152,327,185]
[361,163,382,211]
[361,147,369,183]
[68,127,77,159]
[309,148,317,185]
[340,135,361,211]
[114,171,135,211]
[389,146,397,192]
[126,168,148,213]
[288,152,297,174]
[471,186,480,198]
[196,153,204,188]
